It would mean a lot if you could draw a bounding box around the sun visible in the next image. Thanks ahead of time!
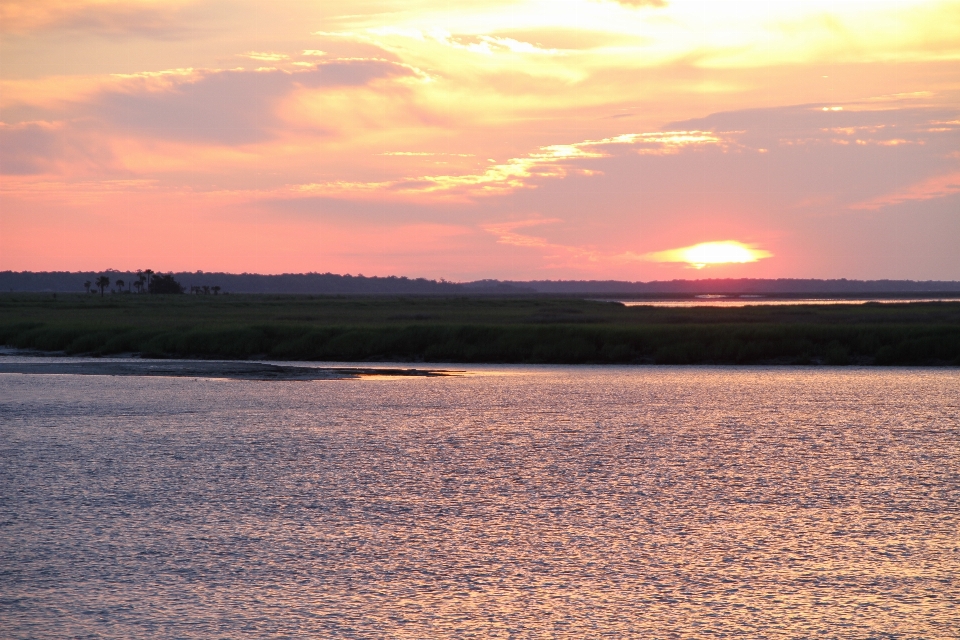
[644,241,773,269]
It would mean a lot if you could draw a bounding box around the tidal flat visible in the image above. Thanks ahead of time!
[1,293,959,365]
[0,359,456,381]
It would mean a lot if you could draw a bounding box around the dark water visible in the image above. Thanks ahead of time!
[1,363,958,638]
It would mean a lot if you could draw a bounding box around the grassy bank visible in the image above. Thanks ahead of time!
[1,294,959,365]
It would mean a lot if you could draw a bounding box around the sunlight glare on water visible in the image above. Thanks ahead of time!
[610,297,959,307]
[1,365,958,637]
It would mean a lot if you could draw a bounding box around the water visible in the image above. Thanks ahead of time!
[1,363,958,637]
[607,297,959,307]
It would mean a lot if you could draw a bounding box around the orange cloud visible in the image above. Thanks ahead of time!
[294,131,722,200]
[0,0,194,35]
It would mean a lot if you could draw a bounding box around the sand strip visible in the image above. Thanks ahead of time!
[0,361,458,380]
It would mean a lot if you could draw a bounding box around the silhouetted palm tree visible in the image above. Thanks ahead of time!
[133,281,143,294]
[212,286,221,295]
[95,275,110,297]
[84,280,92,294]
[115,279,125,293]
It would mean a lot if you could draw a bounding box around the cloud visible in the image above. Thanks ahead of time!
[0,0,194,36]
[0,56,425,177]
[850,172,960,210]
[486,28,646,51]
[665,102,937,141]
[482,218,564,248]
[365,26,562,57]
[243,52,289,62]
[296,130,722,199]
[608,0,667,7]
[661,103,960,205]
[0,121,116,175]
[0,122,63,174]
[479,218,609,269]
[92,59,418,145]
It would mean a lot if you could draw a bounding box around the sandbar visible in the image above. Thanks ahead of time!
[0,360,458,381]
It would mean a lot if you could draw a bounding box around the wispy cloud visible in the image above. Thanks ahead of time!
[608,0,667,7]
[482,218,565,248]
[296,130,722,199]
[480,218,607,268]
[368,27,562,56]
[242,51,289,62]
[850,172,960,210]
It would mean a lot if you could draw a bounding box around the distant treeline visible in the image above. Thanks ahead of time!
[493,278,960,295]
[2,271,960,295]
[0,271,469,295]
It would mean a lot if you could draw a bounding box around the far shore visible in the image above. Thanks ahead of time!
[2,294,958,366]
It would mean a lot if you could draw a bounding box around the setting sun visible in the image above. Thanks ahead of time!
[645,241,773,269]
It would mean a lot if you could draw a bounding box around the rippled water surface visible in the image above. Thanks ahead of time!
[611,297,960,307]
[2,364,958,638]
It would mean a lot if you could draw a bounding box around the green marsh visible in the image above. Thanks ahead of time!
[1,294,958,365]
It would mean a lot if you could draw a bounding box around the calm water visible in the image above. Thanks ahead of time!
[1,363,958,638]
[609,297,959,307]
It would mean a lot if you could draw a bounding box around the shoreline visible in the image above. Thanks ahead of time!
[2,350,957,370]
[0,357,458,380]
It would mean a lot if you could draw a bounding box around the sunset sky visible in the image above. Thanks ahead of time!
[2,0,959,280]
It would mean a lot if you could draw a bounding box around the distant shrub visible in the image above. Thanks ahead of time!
[148,274,184,294]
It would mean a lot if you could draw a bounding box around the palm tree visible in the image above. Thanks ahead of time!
[84,280,92,294]
[95,275,110,297]
[144,269,154,293]
[211,286,221,295]
[115,279,125,294]
[133,281,143,294]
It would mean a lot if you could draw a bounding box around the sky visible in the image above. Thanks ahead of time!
[1,0,959,280]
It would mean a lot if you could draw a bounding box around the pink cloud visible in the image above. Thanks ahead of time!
[0,121,117,176]
[850,171,960,210]
[93,60,418,145]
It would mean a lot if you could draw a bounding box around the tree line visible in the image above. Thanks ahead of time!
[82,270,220,296]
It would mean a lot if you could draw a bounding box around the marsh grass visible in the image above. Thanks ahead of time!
[1,294,958,365]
